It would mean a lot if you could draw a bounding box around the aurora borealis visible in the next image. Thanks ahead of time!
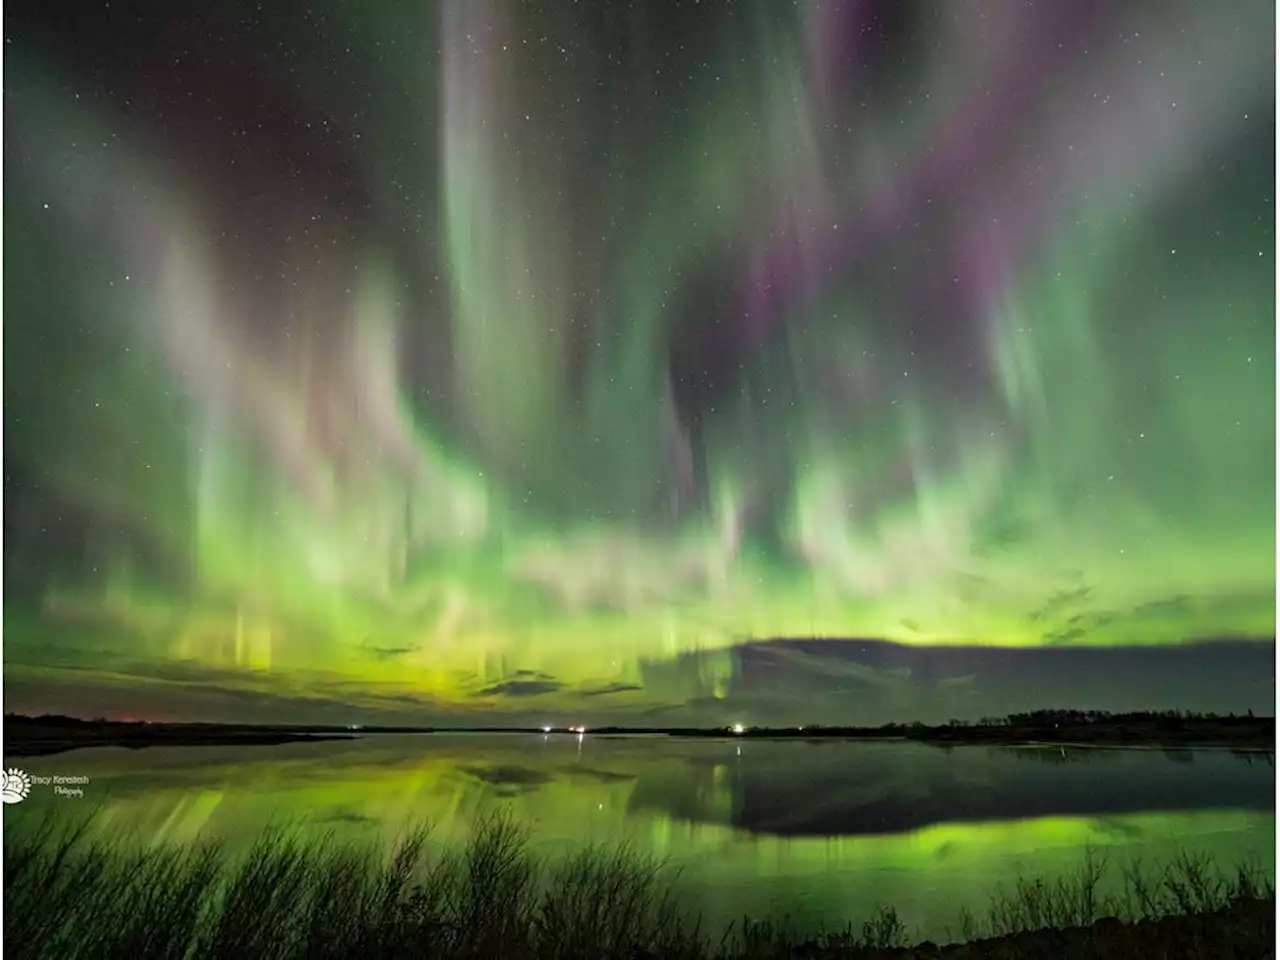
[3,0,1275,724]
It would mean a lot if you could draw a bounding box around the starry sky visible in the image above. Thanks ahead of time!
[3,0,1275,725]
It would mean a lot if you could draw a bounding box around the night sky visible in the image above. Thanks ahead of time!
[3,0,1275,725]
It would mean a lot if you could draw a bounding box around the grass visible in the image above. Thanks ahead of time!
[3,813,1273,960]
[959,846,1274,941]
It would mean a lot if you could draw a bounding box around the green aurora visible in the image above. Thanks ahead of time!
[2,0,1274,723]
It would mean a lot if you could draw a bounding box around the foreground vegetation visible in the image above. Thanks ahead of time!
[4,814,1273,959]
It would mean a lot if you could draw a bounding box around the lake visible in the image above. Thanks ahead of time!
[5,734,1273,941]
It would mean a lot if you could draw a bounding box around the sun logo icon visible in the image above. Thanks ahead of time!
[2,768,31,804]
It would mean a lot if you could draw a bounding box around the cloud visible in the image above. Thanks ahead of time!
[361,644,421,661]
[1064,611,1118,628]
[1046,591,1267,644]
[567,767,637,783]
[475,679,563,698]
[1131,595,1193,618]
[1029,586,1093,622]
[1044,626,1086,645]
[580,682,644,698]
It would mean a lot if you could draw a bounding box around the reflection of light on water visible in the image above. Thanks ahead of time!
[633,810,1275,937]
[12,739,1274,941]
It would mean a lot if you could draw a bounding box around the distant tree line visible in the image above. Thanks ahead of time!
[765,709,1264,735]
[975,708,1258,727]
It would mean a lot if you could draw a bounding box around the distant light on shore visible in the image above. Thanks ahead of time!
[731,723,745,735]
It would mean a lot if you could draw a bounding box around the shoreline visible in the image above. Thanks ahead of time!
[3,724,358,757]
[4,713,1272,757]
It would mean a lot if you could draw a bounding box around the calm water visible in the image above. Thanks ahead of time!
[5,735,1274,940]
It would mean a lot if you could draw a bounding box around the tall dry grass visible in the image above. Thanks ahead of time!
[3,812,1272,959]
